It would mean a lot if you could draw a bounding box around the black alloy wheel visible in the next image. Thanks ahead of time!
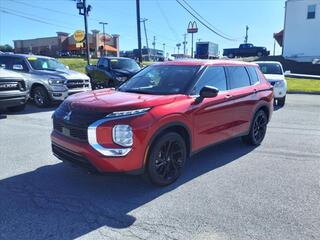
[147,132,187,186]
[242,110,268,146]
[33,86,51,108]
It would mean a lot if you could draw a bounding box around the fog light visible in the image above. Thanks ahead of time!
[113,125,133,147]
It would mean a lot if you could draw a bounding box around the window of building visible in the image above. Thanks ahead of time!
[191,66,227,95]
[307,4,316,19]
[226,66,251,89]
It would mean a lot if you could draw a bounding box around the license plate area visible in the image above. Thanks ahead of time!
[62,127,70,137]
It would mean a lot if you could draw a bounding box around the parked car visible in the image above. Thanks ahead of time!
[223,43,270,58]
[256,61,287,106]
[0,68,29,112]
[86,57,141,89]
[51,60,273,186]
[0,54,91,107]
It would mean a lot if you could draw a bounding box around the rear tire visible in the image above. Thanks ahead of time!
[146,132,187,186]
[242,110,268,146]
[277,96,286,107]
[33,86,51,108]
[7,104,26,112]
[257,52,263,57]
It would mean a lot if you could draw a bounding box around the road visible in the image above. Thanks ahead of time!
[0,94,319,240]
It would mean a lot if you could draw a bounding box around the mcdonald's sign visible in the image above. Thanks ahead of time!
[187,21,198,33]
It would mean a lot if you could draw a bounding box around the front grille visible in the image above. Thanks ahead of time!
[66,79,89,89]
[0,79,26,92]
[53,118,88,141]
[52,144,96,171]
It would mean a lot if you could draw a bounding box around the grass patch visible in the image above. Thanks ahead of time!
[286,77,320,93]
[58,58,98,73]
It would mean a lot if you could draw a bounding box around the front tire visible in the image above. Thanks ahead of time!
[242,110,268,146]
[33,86,51,108]
[146,132,187,186]
[277,96,286,107]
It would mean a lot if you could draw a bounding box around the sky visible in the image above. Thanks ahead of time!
[0,0,286,56]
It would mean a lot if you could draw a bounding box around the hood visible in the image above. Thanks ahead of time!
[0,68,24,79]
[264,74,285,81]
[66,89,181,112]
[111,68,140,77]
[32,69,89,80]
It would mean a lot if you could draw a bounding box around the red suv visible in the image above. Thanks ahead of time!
[51,60,273,186]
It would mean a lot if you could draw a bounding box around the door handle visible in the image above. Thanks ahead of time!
[224,94,233,99]
[253,88,258,94]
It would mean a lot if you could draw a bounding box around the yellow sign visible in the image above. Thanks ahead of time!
[73,30,85,42]
[76,42,84,48]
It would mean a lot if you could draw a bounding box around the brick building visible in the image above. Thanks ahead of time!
[13,30,120,57]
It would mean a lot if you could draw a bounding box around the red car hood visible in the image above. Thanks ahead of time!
[66,89,182,112]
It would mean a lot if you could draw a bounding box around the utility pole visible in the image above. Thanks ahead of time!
[176,43,181,54]
[273,39,276,56]
[99,21,108,56]
[244,25,249,44]
[182,33,187,55]
[136,0,142,63]
[140,18,149,60]
[152,36,156,61]
[76,0,91,65]
[140,18,149,49]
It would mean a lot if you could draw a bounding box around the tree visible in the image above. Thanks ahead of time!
[0,44,14,52]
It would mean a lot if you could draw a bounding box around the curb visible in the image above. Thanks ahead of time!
[287,91,320,95]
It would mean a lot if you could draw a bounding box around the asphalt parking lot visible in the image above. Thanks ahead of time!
[0,94,319,240]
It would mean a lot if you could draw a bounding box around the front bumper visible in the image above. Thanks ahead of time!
[0,92,29,109]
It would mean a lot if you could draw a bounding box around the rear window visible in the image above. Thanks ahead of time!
[258,63,283,75]
[226,66,251,89]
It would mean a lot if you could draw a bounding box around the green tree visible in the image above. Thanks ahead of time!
[0,44,14,52]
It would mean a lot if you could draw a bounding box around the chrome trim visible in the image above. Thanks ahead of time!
[87,111,147,157]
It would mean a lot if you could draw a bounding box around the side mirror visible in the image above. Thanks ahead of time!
[195,86,219,103]
[12,64,23,71]
[284,70,291,75]
[66,65,70,70]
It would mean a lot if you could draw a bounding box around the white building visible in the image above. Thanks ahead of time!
[282,0,320,62]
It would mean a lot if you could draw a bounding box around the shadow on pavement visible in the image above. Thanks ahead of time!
[0,138,256,239]
[4,102,60,115]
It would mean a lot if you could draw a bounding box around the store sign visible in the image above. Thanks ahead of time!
[76,42,84,48]
[74,30,85,42]
[187,21,198,33]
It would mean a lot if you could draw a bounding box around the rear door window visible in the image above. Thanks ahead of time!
[246,66,260,85]
[226,66,251,89]
[191,66,227,95]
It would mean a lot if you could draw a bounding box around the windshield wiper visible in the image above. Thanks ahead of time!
[124,89,153,94]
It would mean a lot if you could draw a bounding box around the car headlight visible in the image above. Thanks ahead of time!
[113,125,133,147]
[115,76,128,82]
[48,79,65,85]
[274,80,285,87]
[107,108,150,118]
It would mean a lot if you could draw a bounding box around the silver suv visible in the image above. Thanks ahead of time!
[0,54,91,107]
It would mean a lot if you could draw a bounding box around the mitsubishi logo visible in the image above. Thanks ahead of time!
[63,111,72,121]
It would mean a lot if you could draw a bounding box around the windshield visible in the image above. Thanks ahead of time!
[109,59,140,71]
[27,57,67,71]
[118,65,200,95]
[258,63,283,75]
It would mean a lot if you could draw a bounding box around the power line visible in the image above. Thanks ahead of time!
[176,0,237,41]
[10,0,101,22]
[0,9,74,30]
[156,0,180,42]
[181,0,238,40]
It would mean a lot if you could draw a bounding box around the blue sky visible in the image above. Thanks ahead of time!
[0,0,286,55]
